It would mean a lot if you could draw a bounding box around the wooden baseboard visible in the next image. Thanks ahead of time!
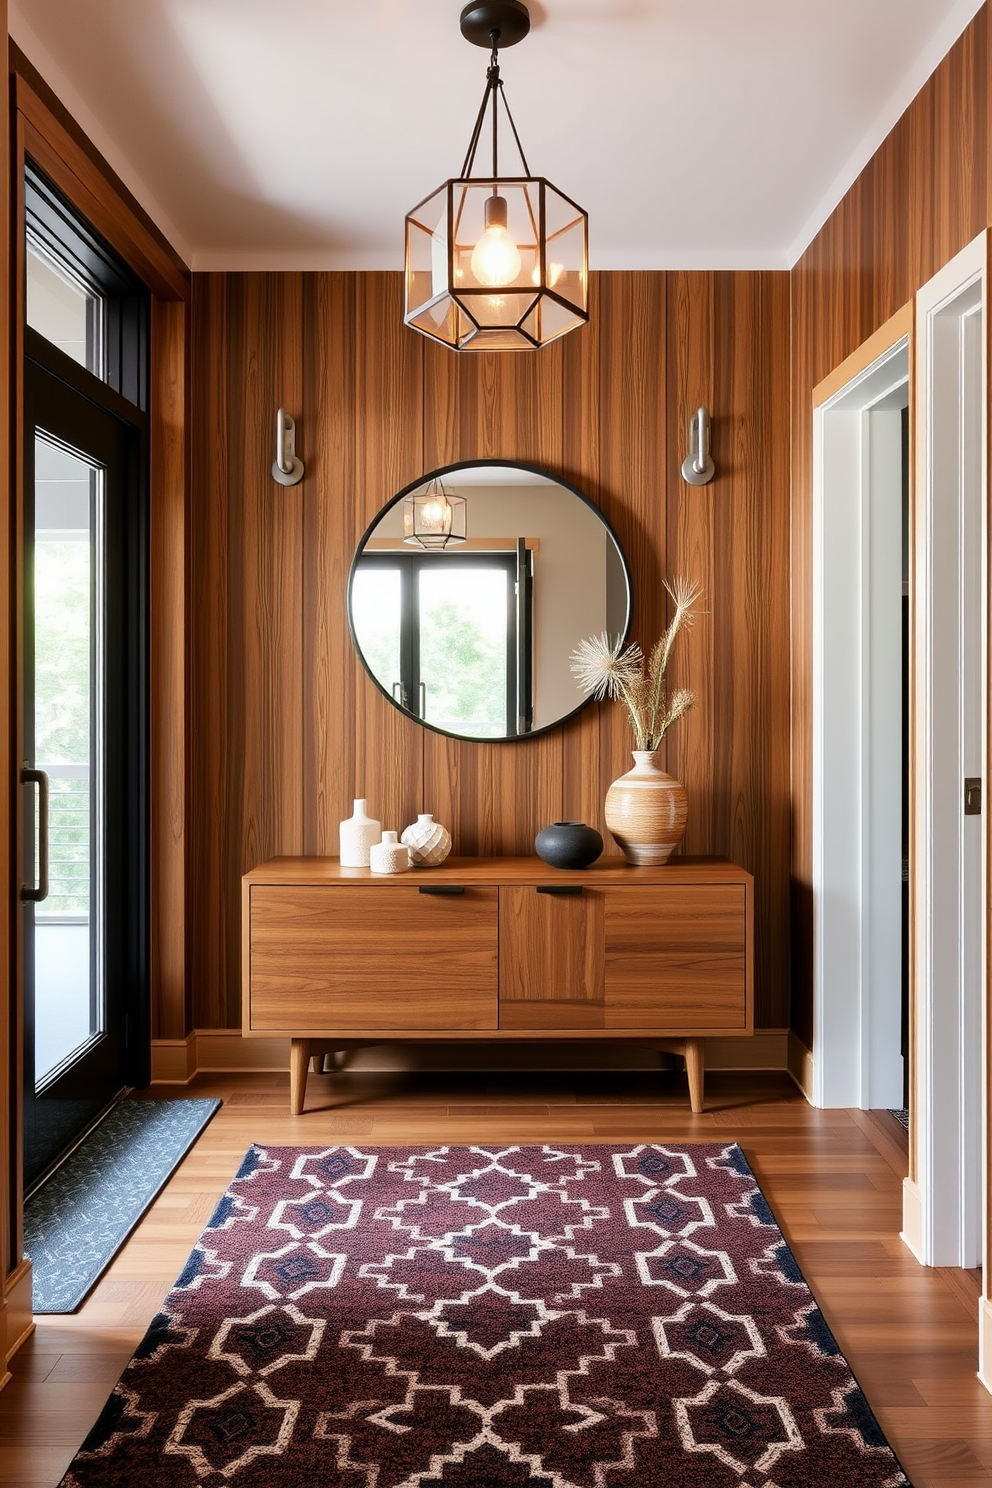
[151,1029,289,1081]
[3,1258,34,1373]
[152,1028,795,1081]
[787,1030,814,1101]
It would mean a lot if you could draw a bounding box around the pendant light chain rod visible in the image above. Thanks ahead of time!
[459,31,530,180]
[495,83,531,177]
[459,78,496,178]
[490,35,500,182]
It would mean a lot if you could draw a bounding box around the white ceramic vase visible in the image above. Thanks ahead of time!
[369,830,411,874]
[339,798,381,867]
[401,813,452,867]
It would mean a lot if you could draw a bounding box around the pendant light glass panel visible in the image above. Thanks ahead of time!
[405,177,588,351]
[402,481,467,549]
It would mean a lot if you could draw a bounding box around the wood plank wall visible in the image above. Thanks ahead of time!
[189,270,791,1033]
[790,4,992,1044]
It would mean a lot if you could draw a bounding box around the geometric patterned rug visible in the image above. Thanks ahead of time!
[27,1098,220,1313]
[60,1142,909,1487]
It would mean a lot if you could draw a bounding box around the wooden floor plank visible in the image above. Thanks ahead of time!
[2,1068,989,1485]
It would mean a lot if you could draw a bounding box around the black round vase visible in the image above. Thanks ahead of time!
[534,821,604,870]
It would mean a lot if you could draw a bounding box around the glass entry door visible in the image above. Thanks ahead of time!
[22,361,143,1188]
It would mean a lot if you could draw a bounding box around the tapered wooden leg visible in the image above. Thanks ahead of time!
[684,1039,705,1113]
[290,1039,311,1115]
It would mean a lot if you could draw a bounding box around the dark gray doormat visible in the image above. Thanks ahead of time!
[25,1098,220,1313]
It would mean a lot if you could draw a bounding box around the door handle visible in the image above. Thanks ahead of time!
[21,765,49,903]
[418,885,465,896]
[537,884,583,896]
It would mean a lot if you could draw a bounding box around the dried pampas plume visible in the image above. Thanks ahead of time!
[570,577,703,751]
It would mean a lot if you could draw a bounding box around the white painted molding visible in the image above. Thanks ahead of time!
[914,229,987,1268]
[901,1177,925,1262]
[979,1298,992,1395]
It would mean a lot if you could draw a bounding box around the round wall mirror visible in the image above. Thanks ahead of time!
[348,460,632,742]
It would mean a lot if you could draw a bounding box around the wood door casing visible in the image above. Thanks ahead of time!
[248,885,498,1032]
[605,886,746,1029]
[498,883,748,1033]
[499,886,605,1029]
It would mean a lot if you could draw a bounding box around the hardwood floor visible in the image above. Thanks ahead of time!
[0,1068,985,1487]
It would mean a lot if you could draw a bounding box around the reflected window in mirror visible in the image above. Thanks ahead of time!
[352,551,531,737]
[348,462,630,744]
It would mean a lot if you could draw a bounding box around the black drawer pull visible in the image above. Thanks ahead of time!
[537,884,583,896]
[418,885,466,896]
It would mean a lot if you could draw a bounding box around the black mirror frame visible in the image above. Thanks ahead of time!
[347,458,633,744]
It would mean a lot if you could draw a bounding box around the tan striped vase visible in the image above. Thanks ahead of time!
[604,749,688,865]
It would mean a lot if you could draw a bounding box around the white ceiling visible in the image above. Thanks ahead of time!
[9,0,985,272]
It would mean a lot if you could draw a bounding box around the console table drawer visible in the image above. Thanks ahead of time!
[247,884,498,1031]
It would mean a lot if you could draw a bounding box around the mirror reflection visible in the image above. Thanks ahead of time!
[349,461,631,742]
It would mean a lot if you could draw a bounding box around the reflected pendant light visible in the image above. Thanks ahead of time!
[404,0,589,352]
[403,478,467,549]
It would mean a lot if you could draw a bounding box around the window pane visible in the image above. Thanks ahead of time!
[26,236,104,376]
[33,436,102,1084]
[351,567,404,705]
[419,566,509,737]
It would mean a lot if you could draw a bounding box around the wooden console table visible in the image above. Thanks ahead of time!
[242,855,754,1115]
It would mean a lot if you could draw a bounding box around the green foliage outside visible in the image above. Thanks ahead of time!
[420,597,506,736]
[34,541,90,916]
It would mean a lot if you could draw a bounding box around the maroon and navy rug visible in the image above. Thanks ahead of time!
[62,1143,909,1487]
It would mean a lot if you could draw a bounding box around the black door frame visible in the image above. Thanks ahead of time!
[19,231,150,1192]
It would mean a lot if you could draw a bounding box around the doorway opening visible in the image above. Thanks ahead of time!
[812,330,910,1115]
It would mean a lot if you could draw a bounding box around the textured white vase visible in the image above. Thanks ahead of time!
[369,830,411,875]
[401,813,452,867]
[339,798,381,868]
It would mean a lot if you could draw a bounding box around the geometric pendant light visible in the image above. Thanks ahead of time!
[404,0,589,351]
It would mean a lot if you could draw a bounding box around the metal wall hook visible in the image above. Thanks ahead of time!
[681,406,715,486]
[272,408,304,486]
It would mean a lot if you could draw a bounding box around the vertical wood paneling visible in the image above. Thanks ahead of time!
[597,274,670,850]
[790,3,992,1044]
[302,273,356,857]
[349,276,424,840]
[191,267,792,1029]
[149,299,189,1040]
[189,276,231,1030]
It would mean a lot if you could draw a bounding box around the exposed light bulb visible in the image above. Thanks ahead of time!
[420,497,449,529]
[471,195,521,288]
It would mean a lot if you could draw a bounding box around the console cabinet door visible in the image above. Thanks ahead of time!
[499,883,747,1032]
[499,886,605,1028]
[248,885,498,1031]
[604,885,747,1029]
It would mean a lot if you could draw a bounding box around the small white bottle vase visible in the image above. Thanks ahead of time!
[369,830,411,875]
[339,798,381,868]
[401,813,452,867]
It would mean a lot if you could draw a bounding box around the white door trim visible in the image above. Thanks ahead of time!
[907,230,988,1270]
